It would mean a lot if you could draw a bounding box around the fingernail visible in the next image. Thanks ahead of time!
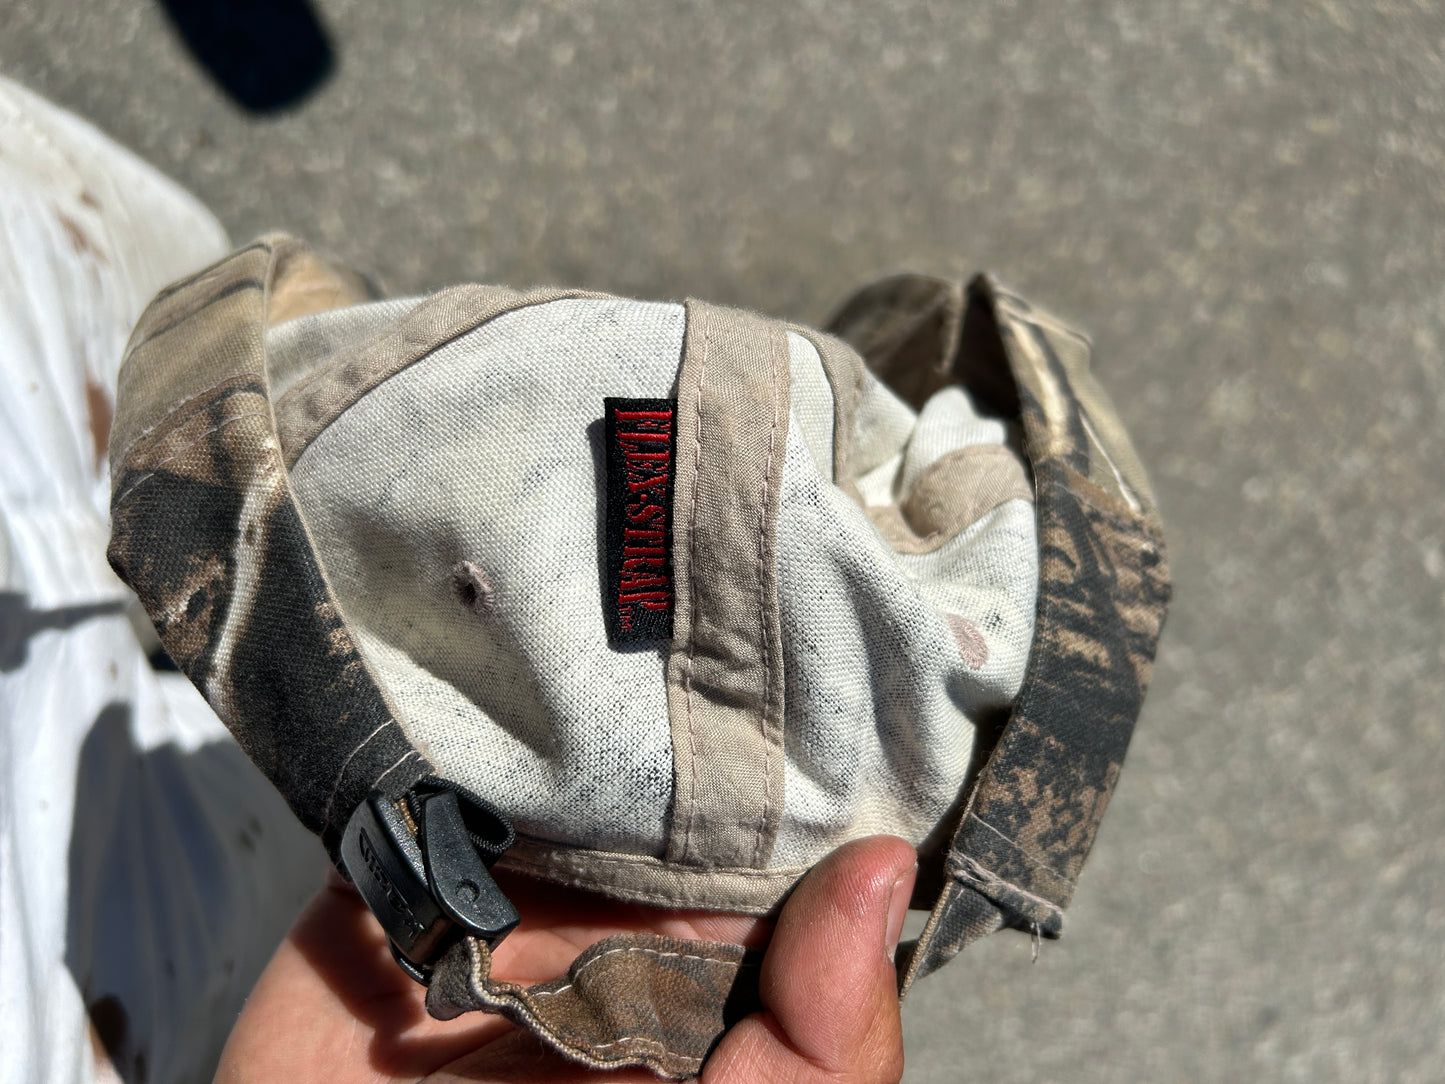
[885,864,916,964]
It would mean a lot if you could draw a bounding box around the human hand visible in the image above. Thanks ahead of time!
[215,835,916,1083]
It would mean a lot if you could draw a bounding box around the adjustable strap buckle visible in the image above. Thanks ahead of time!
[340,780,519,984]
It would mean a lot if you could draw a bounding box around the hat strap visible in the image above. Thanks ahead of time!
[886,277,1172,991]
[428,932,761,1080]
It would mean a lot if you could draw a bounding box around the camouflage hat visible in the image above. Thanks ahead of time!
[108,236,1169,1079]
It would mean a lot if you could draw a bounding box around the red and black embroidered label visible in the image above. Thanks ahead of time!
[603,398,677,645]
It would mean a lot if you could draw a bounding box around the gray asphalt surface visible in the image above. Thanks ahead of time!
[5,1,1443,1081]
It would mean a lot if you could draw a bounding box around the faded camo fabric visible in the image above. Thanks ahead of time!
[428,933,762,1080]
[106,237,430,856]
[846,276,1172,990]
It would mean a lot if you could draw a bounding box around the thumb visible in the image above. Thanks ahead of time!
[705,836,917,1083]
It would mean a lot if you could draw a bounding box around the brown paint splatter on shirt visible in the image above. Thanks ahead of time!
[56,209,106,263]
[85,378,112,468]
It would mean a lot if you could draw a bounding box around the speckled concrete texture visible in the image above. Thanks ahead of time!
[4,1,1442,1080]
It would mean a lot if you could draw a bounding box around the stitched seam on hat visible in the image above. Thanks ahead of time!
[371,748,423,792]
[752,326,782,869]
[524,944,753,1068]
[319,718,401,830]
[110,373,263,472]
[281,288,612,467]
[966,813,1077,890]
[579,1037,698,1060]
[1054,462,1157,534]
[112,411,271,507]
[573,1036,699,1065]
[680,309,709,863]
[1078,412,1141,514]
[503,840,811,878]
[470,938,722,1070]
[1002,298,1093,351]
[948,854,1067,920]
[532,944,745,998]
[494,874,781,912]
[789,325,864,487]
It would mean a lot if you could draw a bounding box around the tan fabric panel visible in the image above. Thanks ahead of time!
[903,443,1034,544]
[497,838,809,914]
[274,284,608,466]
[866,443,1035,555]
[665,300,791,870]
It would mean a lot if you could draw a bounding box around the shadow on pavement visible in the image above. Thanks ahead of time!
[155,0,334,113]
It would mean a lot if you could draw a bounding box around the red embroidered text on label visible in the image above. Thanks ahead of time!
[614,408,674,620]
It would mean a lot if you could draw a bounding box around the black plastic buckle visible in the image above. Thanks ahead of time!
[339,780,519,984]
